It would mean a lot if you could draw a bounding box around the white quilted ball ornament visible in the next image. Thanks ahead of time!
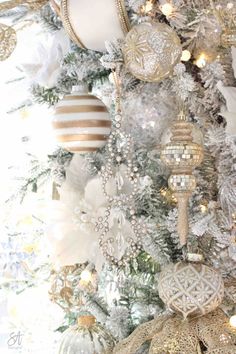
[123,21,182,82]
[52,83,111,153]
[158,258,224,319]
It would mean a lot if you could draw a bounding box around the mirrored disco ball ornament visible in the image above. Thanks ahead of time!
[52,83,111,153]
[123,21,182,82]
[158,260,224,319]
[58,315,115,354]
[160,110,204,245]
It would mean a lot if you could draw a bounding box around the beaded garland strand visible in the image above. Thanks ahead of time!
[96,70,145,267]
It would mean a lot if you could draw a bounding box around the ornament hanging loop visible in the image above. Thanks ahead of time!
[112,65,122,112]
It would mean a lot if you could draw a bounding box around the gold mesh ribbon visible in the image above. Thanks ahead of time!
[114,309,236,354]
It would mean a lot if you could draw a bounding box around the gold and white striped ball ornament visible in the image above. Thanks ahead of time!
[52,84,111,153]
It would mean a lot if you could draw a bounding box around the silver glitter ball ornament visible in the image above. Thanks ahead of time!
[123,21,182,82]
[58,316,115,354]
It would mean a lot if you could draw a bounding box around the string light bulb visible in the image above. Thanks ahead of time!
[80,269,92,283]
[229,315,236,328]
[195,53,207,68]
[160,3,174,17]
[143,0,154,13]
[181,50,191,62]
[200,204,207,213]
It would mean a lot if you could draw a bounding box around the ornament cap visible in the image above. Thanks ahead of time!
[77,315,96,327]
[177,109,187,121]
[187,253,204,263]
[72,82,89,94]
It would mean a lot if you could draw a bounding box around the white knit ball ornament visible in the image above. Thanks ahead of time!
[158,261,224,319]
[123,21,182,82]
[52,83,111,153]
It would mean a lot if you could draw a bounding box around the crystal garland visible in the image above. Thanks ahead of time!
[96,69,144,267]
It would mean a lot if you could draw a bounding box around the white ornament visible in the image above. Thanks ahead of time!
[47,155,106,270]
[60,0,130,51]
[158,261,224,319]
[217,47,236,136]
[123,21,182,82]
[20,29,70,88]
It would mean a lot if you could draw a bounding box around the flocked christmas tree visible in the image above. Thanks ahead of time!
[1,0,236,353]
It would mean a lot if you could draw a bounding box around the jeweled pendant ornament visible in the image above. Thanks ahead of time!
[123,21,182,82]
[160,110,204,245]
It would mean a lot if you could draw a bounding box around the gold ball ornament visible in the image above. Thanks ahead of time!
[58,315,115,354]
[52,83,111,153]
[123,21,182,82]
[158,261,224,319]
[0,24,17,61]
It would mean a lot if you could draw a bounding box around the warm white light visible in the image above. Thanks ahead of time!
[200,204,207,213]
[80,269,92,283]
[144,1,153,12]
[229,315,236,328]
[227,2,234,10]
[181,50,191,62]
[195,53,207,68]
[161,3,174,17]
[108,72,115,84]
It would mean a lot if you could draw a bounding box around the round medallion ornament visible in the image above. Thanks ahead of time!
[158,261,224,319]
[52,83,111,153]
[0,24,17,61]
[58,315,115,354]
[59,0,130,51]
[123,21,182,82]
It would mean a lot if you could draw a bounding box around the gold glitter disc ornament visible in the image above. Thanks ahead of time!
[0,24,17,61]
[58,315,115,354]
[52,83,111,153]
[158,259,224,319]
[123,21,182,82]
